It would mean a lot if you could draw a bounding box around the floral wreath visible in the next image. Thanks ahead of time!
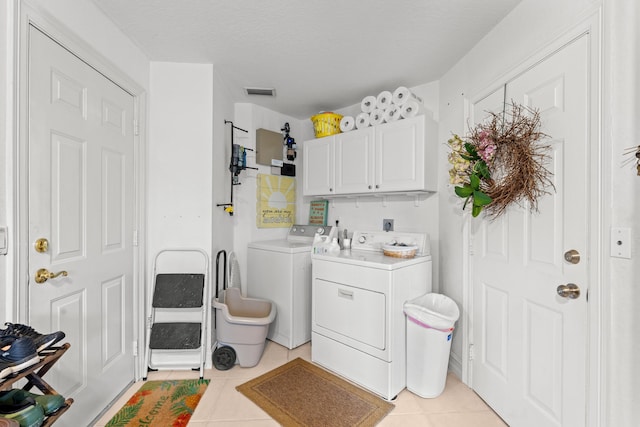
[447,103,554,218]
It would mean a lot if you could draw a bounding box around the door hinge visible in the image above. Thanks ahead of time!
[133,119,140,136]
[469,344,475,361]
[468,235,475,256]
[133,230,138,246]
[132,340,138,356]
[146,316,152,328]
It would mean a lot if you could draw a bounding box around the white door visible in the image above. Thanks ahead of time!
[28,27,135,426]
[471,35,589,427]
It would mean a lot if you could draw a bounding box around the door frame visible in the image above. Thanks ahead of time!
[461,10,604,427]
[11,1,148,379]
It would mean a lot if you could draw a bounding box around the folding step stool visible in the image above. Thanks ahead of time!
[144,248,209,379]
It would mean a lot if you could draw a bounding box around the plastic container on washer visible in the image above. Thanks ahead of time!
[327,238,341,255]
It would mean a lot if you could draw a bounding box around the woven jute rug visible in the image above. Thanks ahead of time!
[105,378,209,427]
[236,358,394,426]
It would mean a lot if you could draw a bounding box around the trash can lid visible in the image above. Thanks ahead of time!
[404,293,460,330]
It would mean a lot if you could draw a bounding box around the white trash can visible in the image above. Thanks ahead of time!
[404,293,460,398]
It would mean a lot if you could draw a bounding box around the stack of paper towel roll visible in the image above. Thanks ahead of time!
[339,86,424,133]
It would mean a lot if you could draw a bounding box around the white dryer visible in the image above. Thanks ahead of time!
[247,224,333,349]
[311,230,432,400]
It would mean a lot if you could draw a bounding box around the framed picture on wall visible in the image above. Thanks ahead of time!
[256,174,296,228]
[308,200,329,226]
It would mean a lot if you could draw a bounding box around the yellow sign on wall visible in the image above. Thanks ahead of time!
[256,174,296,228]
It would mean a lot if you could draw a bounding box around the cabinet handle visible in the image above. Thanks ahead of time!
[375,184,380,189]
[338,289,353,299]
[329,188,333,192]
[368,185,372,189]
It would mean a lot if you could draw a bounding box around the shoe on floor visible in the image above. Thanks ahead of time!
[21,392,64,416]
[1,324,65,353]
[0,390,44,427]
[0,338,39,380]
[0,418,20,427]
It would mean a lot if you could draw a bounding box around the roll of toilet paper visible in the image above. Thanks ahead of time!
[383,105,401,123]
[355,112,370,129]
[361,95,377,113]
[400,100,423,119]
[376,90,393,110]
[369,108,385,126]
[392,86,423,106]
[339,116,355,132]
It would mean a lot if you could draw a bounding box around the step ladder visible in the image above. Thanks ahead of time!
[144,248,209,379]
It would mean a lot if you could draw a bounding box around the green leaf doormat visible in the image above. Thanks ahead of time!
[105,379,209,427]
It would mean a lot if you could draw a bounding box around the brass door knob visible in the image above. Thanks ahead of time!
[35,268,68,284]
[557,283,580,299]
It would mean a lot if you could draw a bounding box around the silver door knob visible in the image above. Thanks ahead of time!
[557,283,580,299]
[564,249,580,264]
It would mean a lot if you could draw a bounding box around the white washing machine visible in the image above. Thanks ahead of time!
[247,224,333,349]
[311,230,432,400]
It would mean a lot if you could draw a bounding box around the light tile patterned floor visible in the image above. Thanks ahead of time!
[94,341,507,427]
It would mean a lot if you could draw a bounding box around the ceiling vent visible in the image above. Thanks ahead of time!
[245,87,276,96]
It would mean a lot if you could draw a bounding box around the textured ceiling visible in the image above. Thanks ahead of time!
[92,0,521,119]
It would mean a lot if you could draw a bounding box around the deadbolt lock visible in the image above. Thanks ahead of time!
[34,238,49,253]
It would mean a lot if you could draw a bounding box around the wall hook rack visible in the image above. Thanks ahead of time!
[217,120,258,216]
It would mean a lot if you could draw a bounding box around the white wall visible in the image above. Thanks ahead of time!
[212,71,236,271]
[603,1,640,424]
[147,62,213,266]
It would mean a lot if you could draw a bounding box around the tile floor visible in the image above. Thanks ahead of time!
[94,341,507,427]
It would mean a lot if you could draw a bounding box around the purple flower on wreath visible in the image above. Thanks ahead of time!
[476,130,497,162]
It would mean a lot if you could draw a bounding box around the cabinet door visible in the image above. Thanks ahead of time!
[375,115,426,192]
[303,137,334,196]
[334,128,375,194]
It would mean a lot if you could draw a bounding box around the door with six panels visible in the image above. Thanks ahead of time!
[27,26,135,426]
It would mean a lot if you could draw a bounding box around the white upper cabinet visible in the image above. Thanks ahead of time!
[302,135,334,195]
[303,114,437,197]
[334,127,375,194]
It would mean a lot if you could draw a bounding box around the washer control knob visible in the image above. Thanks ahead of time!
[358,235,367,244]
[317,228,325,235]
[292,227,297,232]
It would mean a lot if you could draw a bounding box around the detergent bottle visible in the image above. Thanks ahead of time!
[328,238,341,255]
[312,233,329,254]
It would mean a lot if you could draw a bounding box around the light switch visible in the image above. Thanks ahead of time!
[611,227,631,259]
[0,227,7,255]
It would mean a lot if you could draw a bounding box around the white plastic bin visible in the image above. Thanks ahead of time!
[404,293,460,398]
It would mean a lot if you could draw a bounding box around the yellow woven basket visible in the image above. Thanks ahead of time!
[310,112,343,138]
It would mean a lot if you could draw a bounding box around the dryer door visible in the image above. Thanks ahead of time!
[314,279,386,351]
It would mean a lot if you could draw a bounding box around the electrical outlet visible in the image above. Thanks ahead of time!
[383,219,394,232]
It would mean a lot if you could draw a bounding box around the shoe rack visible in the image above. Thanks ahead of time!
[0,343,74,426]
